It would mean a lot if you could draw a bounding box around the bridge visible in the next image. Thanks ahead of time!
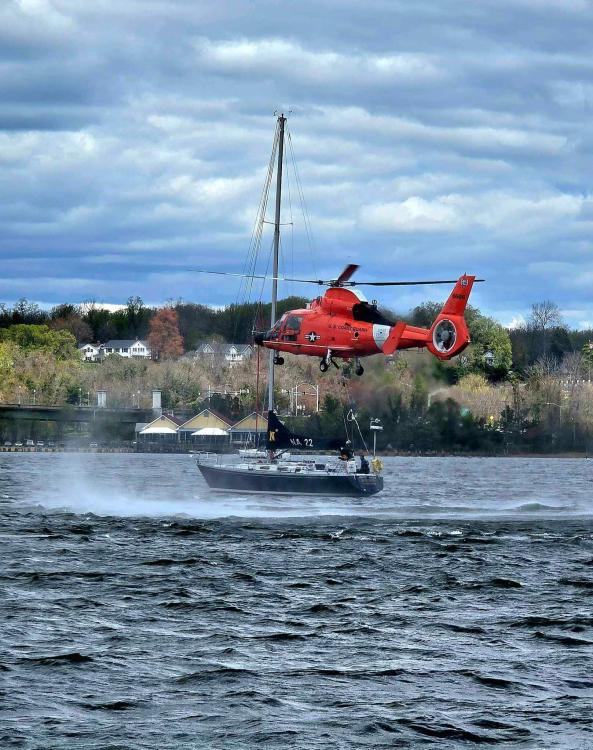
[0,403,156,425]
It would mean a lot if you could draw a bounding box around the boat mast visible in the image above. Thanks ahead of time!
[268,113,286,412]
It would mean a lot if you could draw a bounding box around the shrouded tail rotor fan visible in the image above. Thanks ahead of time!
[433,319,457,353]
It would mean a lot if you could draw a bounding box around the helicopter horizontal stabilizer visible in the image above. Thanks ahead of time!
[382,321,407,356]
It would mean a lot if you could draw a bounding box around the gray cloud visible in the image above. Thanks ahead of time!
[0,0,592,326]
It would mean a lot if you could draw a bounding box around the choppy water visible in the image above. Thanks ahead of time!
[1,454,593,749]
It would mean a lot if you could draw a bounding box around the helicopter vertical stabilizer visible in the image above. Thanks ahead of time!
[426,274,475,360]
[439,274,476,317]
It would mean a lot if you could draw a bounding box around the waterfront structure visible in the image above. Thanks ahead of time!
[177,409,232,447]
[134,409,270,450]
[137,414,183,445]
[228,412,268,446]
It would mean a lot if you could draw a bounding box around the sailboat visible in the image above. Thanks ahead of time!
[196,114,384,496]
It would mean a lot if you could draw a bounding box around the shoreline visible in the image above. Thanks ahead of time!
[0,446,588,459]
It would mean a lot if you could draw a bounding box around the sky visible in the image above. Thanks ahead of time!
[1,0,593,328]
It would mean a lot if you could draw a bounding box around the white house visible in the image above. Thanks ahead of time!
[100,339,152,359]
[79,343,100,362]
[194,343,253,365]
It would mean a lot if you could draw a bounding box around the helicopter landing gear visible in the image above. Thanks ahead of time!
[319,349,338,373]
[273,356,284,365]
[355,358,364,376]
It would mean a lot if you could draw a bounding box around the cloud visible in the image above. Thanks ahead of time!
[359,192,583,234]
[0,0,591,329]
[195,37,441,87]
[318,106,568,157]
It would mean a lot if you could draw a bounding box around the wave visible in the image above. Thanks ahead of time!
[20,652,93,666]
[7,453,593,520]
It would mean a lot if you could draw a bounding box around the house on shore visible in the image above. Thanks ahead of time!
[79,343,101,362]
[177,409,232,447]
[228,412,268,446]
[191,343,253,365]
[136,414,184,446]
[100,339,152,359]
[135,409,268,451]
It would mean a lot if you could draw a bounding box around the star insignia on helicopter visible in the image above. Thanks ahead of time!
[305,331,320,342]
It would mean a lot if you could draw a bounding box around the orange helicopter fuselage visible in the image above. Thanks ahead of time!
[257,275,477,362]
[263,288,386,360]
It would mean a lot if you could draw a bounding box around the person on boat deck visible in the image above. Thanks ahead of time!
[358,454,370,474]
[339,441,353,461]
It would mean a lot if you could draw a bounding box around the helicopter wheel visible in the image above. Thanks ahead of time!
[274,356,284,365]
[319,360,329,373]
[355,363,364,376]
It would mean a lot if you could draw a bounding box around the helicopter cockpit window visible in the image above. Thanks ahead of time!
[268,316,284,340]
[282,315,302,341]
[352,302,394,326]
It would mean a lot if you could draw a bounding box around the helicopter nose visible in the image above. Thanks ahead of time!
[253,331,265,345]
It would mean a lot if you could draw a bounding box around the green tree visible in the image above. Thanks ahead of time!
[582,341,593,362]
[125,296,152,338]
[10,299,47,325]
[465,315,513,377]
[81,304,115,342]
[0,325,78,360]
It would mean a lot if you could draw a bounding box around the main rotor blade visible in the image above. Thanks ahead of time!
[188,268,324,283]
[188,269,485,287]
[349,278,485,286]
[334,263,360,285]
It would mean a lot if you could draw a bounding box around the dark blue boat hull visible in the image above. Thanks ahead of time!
[198,464,383,496]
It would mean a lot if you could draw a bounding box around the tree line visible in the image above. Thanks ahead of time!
[2,290,593,453]
[0,296,310,351]
[1,294,592,375]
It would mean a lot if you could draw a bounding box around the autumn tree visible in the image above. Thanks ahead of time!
[148,308,184,360]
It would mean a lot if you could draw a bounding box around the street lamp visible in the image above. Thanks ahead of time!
[370,418,383,457]
[293,382,320,416]
[33,389,36,406]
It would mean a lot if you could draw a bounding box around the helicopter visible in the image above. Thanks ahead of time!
[250,264,482,375]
